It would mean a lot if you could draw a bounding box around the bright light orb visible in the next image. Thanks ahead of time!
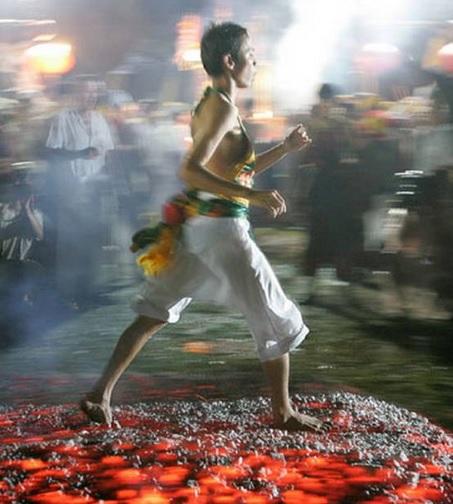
[25,42,75,74]
[181,48,201,63]
[438,43,453,74]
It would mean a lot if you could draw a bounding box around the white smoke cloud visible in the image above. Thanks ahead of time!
[273,0,411,111]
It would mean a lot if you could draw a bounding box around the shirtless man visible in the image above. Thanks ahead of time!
[81,22,324,432]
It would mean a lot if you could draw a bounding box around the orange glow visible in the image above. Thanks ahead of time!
[29,491,96,503]
[112,468,146,484]
[296,477,325,494]
[157,466,190,486]
[30,468,68,480]
[25,42,75,75]
[19,459,46,471]
[276,470,303,486]
[210,465,249,480]
[438,43,453,73]
[298,455,332,470]
[421,463,445,475]
[100,455,127,466]
[396,484,444,501]
[116,488,138,499]
[174,15,202,70]
[282,490,314,504]
[182,341,213,354]
[53,445,85,457]
[134,488,170,504]
[241,495,270,504]
[210,495,239,504]
[1,401,451,503]
[156,452,178,464]
[242,454,273,469]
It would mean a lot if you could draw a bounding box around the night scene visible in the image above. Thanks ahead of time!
[0,1,452,503]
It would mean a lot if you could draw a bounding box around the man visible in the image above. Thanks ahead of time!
[45,77,114,306]
[81,23,324,432]
[302,83,359,302]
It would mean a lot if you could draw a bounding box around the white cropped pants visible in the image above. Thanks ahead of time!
[132,216,309,362]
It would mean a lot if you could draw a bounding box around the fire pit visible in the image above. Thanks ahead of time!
[0,393,451,503]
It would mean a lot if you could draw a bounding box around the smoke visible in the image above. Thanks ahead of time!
[273,0,356,111]
[272,0,413,111]
[0,257,68,351]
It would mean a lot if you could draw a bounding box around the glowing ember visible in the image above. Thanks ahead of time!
[0,393,451,503]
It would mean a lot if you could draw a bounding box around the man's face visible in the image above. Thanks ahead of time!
[77,81,99,111]
[232,35,257,88]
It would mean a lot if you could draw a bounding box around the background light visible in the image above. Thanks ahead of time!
[174,15,202,71]
[274,0,411,110]
[181,48,201,64]
[274,0,356,110]
[24,42,75,74]
[438,42,453,73]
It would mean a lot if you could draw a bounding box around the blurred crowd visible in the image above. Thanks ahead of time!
[1,64,453,345]
[294,82,453,318]
[0,76,190,343]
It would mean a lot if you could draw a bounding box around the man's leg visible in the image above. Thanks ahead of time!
[81,315,166,424]
[262,353,325,431]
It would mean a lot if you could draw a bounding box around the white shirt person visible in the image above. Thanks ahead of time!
[46,108,114,182]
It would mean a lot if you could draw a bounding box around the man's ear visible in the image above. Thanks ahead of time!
[222,53,235,72]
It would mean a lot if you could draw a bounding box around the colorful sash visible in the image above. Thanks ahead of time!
[133,86,256,276]
[133,190,249,276]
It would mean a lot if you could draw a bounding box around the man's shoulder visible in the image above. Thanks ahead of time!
[195,92,236,128]
[206,90,235,112]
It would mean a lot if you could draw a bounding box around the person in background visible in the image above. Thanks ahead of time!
[45,76,114,308]
[302,83,358,303]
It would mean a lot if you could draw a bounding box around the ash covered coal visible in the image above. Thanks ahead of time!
[0,392,451,503]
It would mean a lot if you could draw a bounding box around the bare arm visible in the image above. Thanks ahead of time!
[254,142,288,175]
[254,124,312,175]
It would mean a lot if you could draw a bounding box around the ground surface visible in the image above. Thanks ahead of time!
[0,393,452,503]
[0,228,452,502]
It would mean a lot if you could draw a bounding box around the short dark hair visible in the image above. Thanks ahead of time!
[318,83,337,101]
[201,22,248,77]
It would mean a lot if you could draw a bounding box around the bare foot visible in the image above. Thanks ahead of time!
[80,398,112,426]
[274,411,327,432]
